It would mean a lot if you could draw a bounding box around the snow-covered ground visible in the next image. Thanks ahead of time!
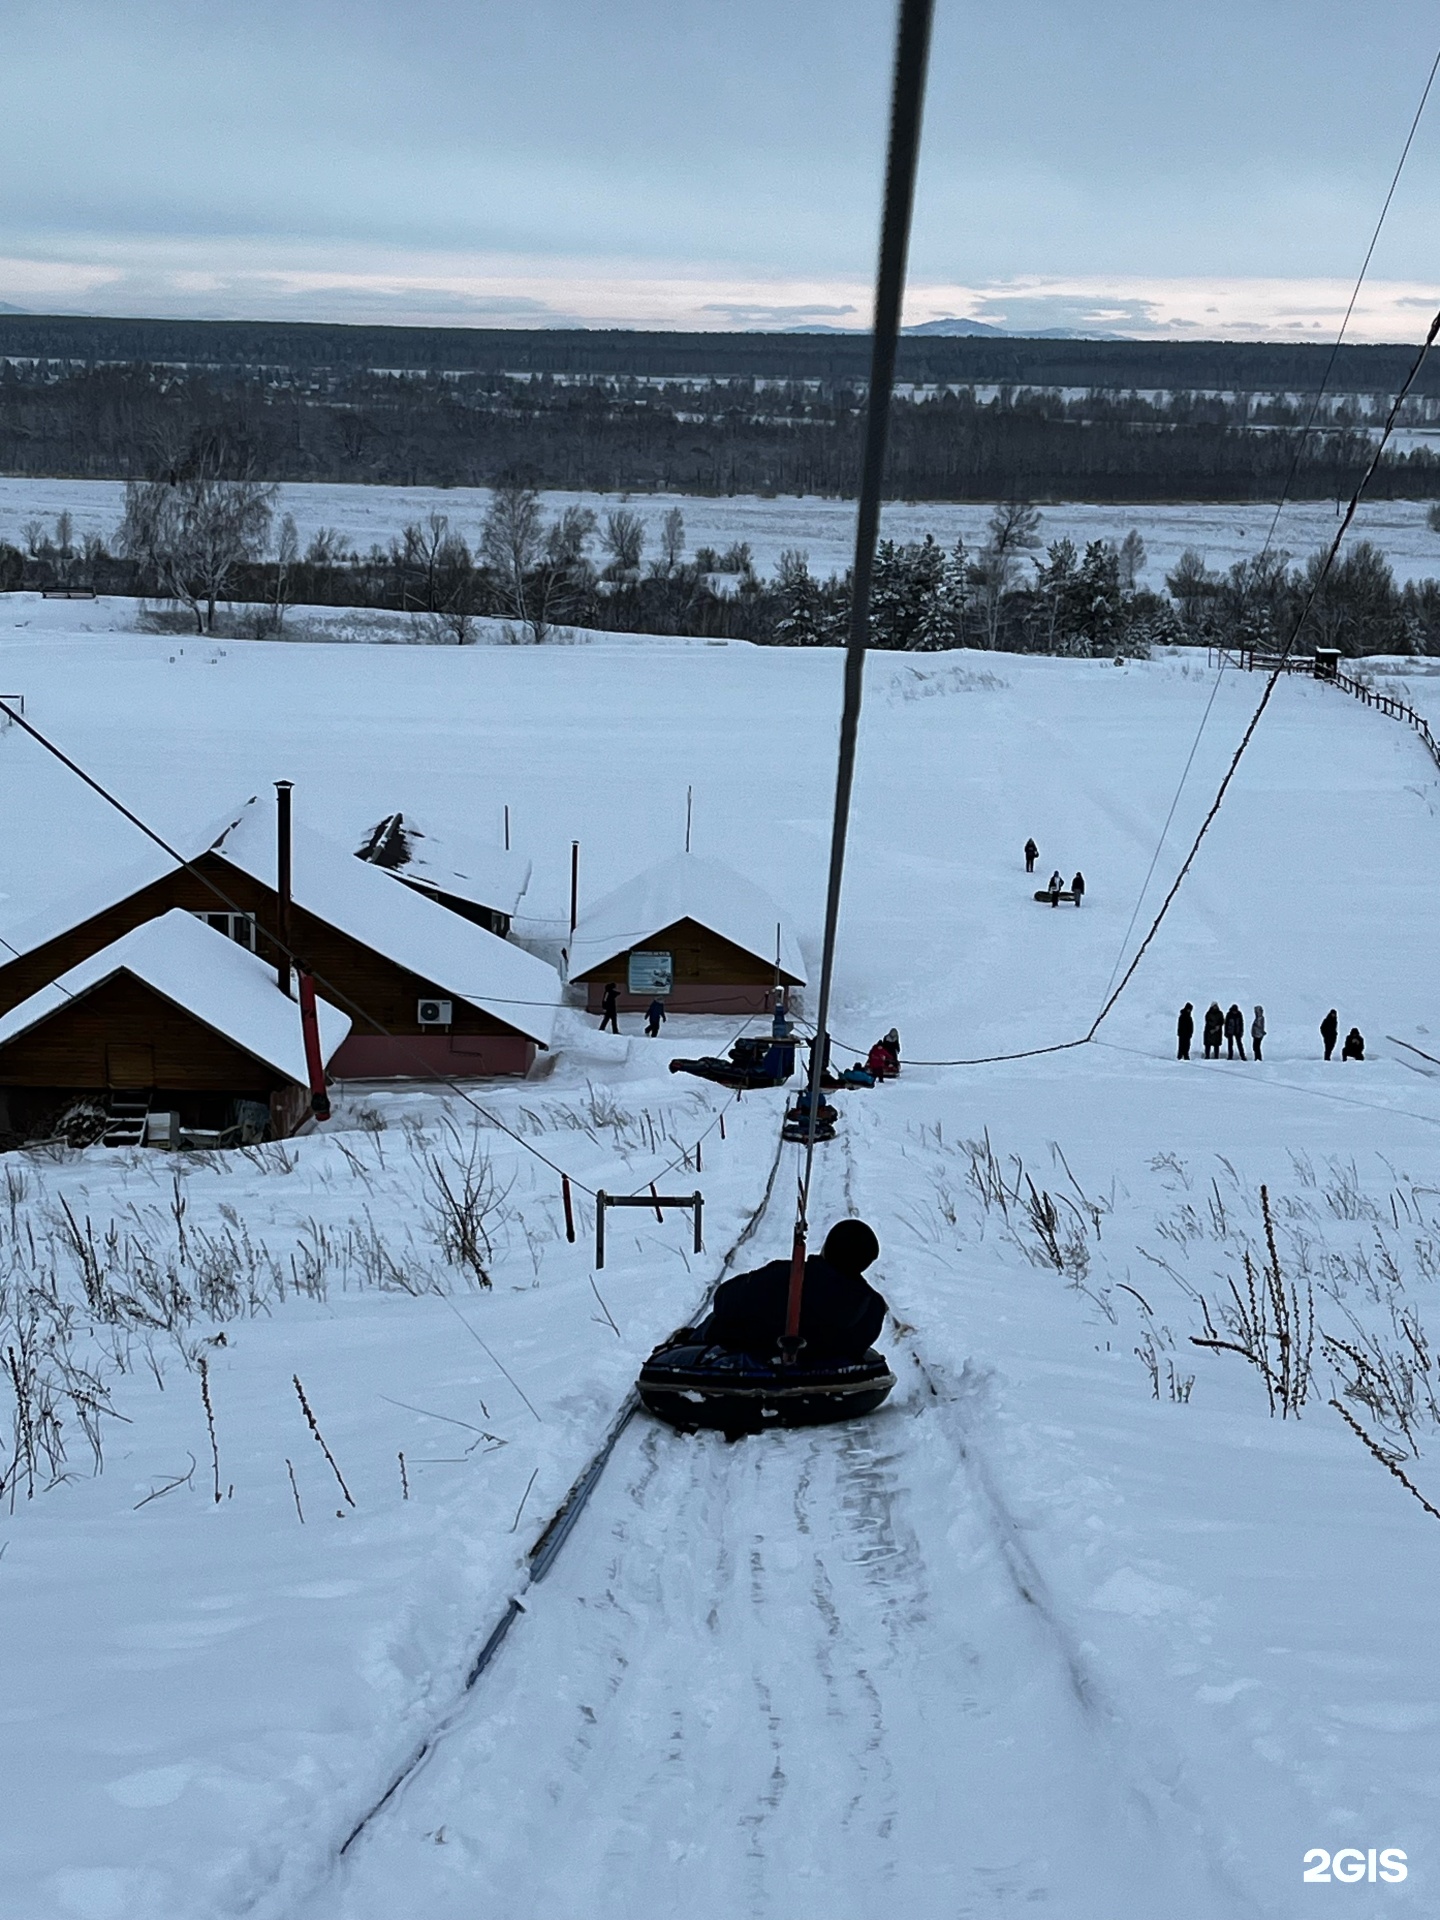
[5,477,1440,588]
[2,600,1440,1915]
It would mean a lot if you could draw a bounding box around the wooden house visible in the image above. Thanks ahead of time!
[354,812,531,938]
[0,909,350,1145]
[569,853,805,1015]
[0,792,561,1084]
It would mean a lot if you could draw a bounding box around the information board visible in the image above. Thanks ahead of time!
[628,951,673,994]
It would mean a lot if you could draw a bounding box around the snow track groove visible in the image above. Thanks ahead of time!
[309,1132,1241,1919]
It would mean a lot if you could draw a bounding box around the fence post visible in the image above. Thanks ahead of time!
[693,1191,704,1253]
[595,1190,607,1270]
[561,1174,576,1244]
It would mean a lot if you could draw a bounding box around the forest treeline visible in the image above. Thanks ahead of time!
[10,472,1440,658]
[2,357,1438,501]
[6,314,1440,393]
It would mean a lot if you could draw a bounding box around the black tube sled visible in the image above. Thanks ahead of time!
[781,1090,837,1143]
[670,1034,796,1090]
[638,1335,895,1434]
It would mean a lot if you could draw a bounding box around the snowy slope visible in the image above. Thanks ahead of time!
[0,613,1439,1915]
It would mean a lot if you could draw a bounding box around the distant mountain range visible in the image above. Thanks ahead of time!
[784,315,1128,340]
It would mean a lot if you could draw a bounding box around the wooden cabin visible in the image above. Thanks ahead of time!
[569,853,806,1015]
[354,812,531,937]
[0,910,350,1146]
[0,794,561,1081]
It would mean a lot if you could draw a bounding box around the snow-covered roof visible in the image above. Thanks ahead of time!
[0,909,351,1083]
[215,800,560,1047]
[569,852,806,984]
[0,798,254,963]
[355,811,532,918]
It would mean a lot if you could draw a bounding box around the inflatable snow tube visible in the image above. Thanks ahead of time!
[638,1338,895,1435]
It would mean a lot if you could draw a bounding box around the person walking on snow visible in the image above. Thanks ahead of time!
[1342,1026,1365,1061]
[1048,869,1063,907]
[1321,1008,1339,1061]
[1071,871,1085,907]
[1251,1006,1266,1061]
[1177,1003,1194,1060]
[1224,1003,1247,1060]
[1024,838,1039,874]
[599,982,620,1034]
[644,998,666,1038]
[1202,1003,1224,1059]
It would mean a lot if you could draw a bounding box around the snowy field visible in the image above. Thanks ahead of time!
[5,476,1440,588]
[2,597,1440,1914]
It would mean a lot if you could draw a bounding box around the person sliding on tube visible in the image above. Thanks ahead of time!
[699,1220,888,1363]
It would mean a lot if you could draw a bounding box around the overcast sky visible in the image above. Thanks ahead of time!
[2,0,1439,338]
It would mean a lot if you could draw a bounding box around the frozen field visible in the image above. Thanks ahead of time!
[0,599,1439,1914]
[4,476,1440,588]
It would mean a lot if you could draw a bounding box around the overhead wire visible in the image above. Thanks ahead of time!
[1098,37,1440,1009]
[0,696,607,1193]
[801,61,1440,1077]
[788,0,934,1300]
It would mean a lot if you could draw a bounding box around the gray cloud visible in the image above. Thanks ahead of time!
[2,0,1439,327]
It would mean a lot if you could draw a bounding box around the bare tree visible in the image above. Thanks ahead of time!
[601,507,645,579]
[481,476,594,642]
[660,506,686,572]
[117,444,276,633]
[974,501,1042,649]
[263,512,300,637]
[53,512,75,587]
[480,476,545,637]
[1117,528,1147,591]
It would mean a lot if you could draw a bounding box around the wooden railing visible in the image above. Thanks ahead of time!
[1330,669,1440,774]
[1207,645,1316,674]
[1217,642,1440,774]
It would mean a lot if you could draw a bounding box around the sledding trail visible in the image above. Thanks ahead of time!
[308,1127,1236,1920]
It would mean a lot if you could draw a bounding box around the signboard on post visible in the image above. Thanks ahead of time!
[628,951,673,995]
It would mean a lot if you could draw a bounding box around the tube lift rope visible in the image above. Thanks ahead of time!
[639,0,934,1436]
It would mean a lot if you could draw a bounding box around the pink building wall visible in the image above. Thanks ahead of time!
[330,1033,537,1079]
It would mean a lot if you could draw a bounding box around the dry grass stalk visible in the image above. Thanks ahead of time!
[293,1373,355,1507]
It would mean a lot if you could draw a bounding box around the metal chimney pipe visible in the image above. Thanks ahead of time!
[569,839,580,940]
[275,780,294,997]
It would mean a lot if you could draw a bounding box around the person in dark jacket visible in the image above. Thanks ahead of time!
[1048,869,1063,907]
[1321,1008,1339,1060]
[599,982,620,1033]
[1071,871,1085,906]
[644,998,666,1038]
[702,1219,887,1361]
[1202,1002,1224,1059]
[1024,838,1039,873]
[1224,1003,1247,1060]
[1342,1026,1365,1061]
[1177,1003,1194,1060]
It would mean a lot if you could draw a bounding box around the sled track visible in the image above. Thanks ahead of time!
[308,1116,1252,1920]
[328,1129,791,1868]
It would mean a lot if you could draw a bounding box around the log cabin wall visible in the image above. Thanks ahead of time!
[0,974,286,1091]
[575,917,797,1014]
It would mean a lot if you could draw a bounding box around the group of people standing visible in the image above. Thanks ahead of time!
[1177,1002,1366,1062]
[1025,839,1085,907]
[1179,1002,1264,1060]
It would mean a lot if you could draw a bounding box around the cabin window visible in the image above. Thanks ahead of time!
[193,911,257,950]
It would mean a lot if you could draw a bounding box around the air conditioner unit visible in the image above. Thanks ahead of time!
[417,997,453,1027]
